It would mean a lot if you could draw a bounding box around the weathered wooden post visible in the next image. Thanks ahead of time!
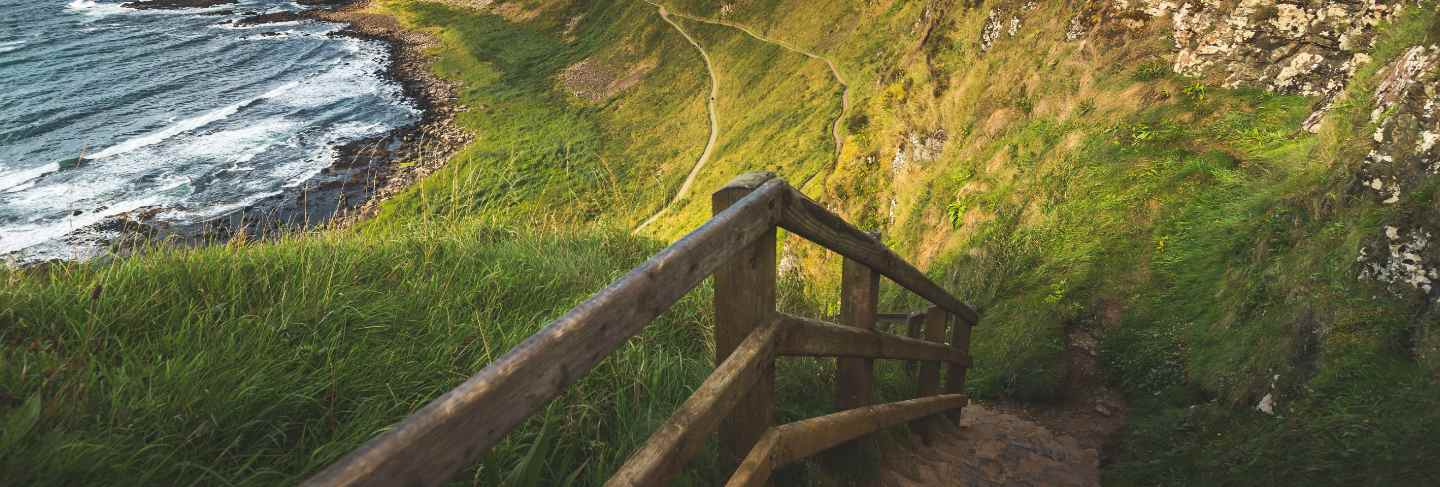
[713,173,778,478]
[945,314,974,421]
[836,232,881,410]
[916,306,948,444]
[904,312,924,379]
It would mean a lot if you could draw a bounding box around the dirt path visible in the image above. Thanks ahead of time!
[988,328,1128,459]
[664,11,851,160]
[634,3,720,233]
[635,3,850,232]
[871,328,1124,486]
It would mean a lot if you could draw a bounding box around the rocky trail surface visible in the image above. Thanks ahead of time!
[871,329,1121,486]
[873,404,1099,487]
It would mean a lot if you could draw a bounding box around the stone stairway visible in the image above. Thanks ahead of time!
[870,403,1100,487]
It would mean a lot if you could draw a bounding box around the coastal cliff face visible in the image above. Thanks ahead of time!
[1063,0,1440,306]
[1357,45,1440,299]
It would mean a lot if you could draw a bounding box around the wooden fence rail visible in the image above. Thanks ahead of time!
[303,172,980,487]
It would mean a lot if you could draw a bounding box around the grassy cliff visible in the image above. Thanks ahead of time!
[4,0,1440,485]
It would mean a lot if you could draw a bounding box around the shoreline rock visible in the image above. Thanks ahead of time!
[121,0,236,10]
[307,3,471,226]
[233,11,303,27]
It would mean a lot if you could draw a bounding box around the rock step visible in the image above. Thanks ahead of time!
[869,403,1099,487]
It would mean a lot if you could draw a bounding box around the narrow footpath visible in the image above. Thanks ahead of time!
[635,3,850,232]
[662,9,851,161]
[634,3,720,232]
[872,328,1126,486]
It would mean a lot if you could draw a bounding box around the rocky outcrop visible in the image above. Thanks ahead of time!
[1356,45,1440,303]
[120,0,235,9]
[980,9,1003,52]
[891,130,948,175]
[233,11,304,27]
[1067,0,1402,131]
[1154,0,1396,97]
[979,1,1039,52]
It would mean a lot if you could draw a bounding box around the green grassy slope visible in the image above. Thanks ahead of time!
[1,224,722,485]
[361,0,711,231]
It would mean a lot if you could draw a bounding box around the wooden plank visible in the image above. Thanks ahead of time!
[904,312,923,378]
[916,307,948,398]
[301,177,787,487]
[712,172,779,479]
[725,395,968,487]
[776,313,966,364]
[877,312,913,321]
[775,184,979,325]
[606,316,786,487]
[836,249,879,410]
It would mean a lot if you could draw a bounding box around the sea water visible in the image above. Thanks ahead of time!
[0,0,420,261]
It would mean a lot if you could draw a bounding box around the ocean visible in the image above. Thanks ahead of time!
[0,0,419,262]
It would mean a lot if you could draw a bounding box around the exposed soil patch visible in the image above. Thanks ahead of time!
[559,57,656,103]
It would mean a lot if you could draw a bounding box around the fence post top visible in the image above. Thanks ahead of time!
[719,172,779,193]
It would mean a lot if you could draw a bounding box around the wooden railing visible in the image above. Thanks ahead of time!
[303,173,979,487]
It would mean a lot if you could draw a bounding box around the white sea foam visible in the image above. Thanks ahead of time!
[64,0,130,17]
[176,117,297,163]
[88,98,257,160]
[0,162,60,193]
[0,40,26,55]
[0,189,166,255]
[271,43,417,114]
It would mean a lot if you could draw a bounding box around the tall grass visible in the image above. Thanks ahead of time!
[1,222,734,485]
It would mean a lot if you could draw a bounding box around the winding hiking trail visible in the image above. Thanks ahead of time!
[635,3,720,232]
[635,3,850,233]
[667,10,851,158]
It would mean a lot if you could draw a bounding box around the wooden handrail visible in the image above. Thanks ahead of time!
[302,179,785,487]
[774,184,979,325]
[304,173,979,487]
[724,394,969,487]
[607,316,786,486]
[777,313,967,364]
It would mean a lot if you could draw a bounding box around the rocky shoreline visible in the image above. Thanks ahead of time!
[47,0,471,261]
[306,1,472,226]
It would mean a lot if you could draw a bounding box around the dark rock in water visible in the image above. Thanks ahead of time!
[259,31,284,37]
[296,0,355,7]
[234,11,303,27]
[71,210,84,216]
[57,156,88,170]
[121,0,236,10]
